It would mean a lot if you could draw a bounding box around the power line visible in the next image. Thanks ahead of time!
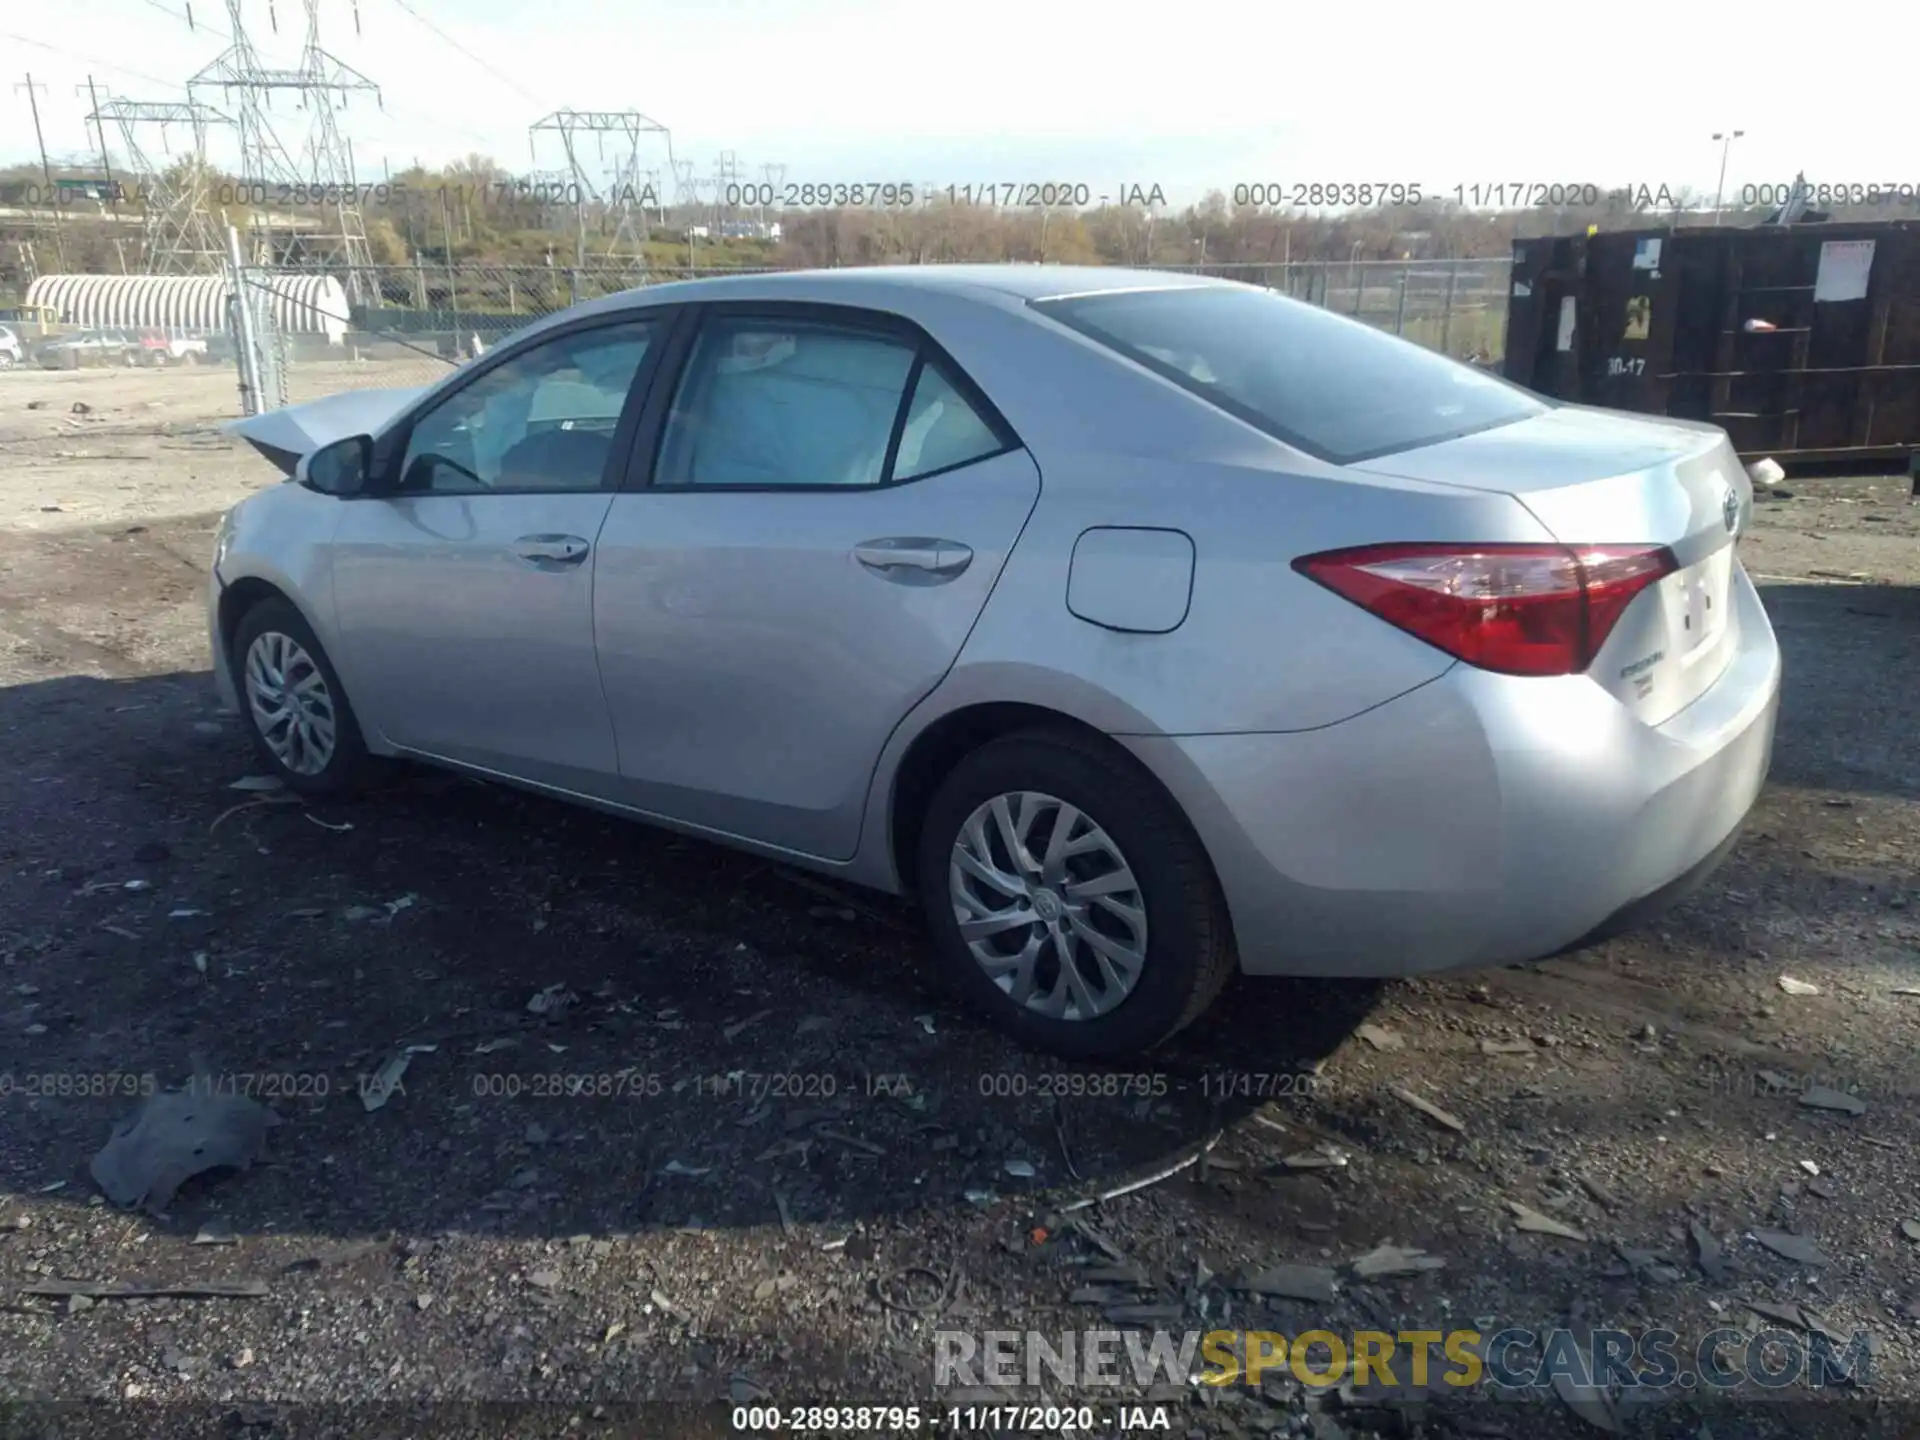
[386,0,546,107]
[2,31,185,91]
[135,0,233,38]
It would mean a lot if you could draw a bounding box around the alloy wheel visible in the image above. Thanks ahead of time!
[243,630,337,775]
[948,790,1149,1021]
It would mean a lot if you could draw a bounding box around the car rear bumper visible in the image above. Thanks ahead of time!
[1124,565,1780,978]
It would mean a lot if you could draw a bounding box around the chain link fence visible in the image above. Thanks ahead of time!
[219,257,1513,414]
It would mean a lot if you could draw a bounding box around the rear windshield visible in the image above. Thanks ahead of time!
[1033,285,1545,464]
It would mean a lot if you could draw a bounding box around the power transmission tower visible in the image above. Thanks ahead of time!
[529,110,674,267]
[89,97,235,273]
[758,162,786,230]
[671,158,701,210]
[710,150,741,231]
[189,2,303,189]
[190,0,380,299]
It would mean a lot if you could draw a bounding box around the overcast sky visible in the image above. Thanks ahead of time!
[4,0,1905,209]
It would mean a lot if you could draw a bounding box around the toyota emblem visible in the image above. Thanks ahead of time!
[1722,489,1740,534]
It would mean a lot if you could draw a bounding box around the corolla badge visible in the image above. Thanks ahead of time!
[1723,488,1740,534]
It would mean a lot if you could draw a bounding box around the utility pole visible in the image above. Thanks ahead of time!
[16,73,68,269]
[1711,129,1744,227]
[80,78,122,216]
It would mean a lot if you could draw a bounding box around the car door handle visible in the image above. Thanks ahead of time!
[512,534,591,568]
[853,538,973,582]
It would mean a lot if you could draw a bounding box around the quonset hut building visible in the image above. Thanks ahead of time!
[24,273,350,345]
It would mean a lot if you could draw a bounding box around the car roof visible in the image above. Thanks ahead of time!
[568,263,1234,319]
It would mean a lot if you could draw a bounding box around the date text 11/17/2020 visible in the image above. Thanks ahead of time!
[719,182,1169,210]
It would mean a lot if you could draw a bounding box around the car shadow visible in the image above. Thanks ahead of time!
[0,667,1378,1246]
[1757,579,1919,802]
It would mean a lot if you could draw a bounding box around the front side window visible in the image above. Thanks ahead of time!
[1034,286,1544,464]
[398,319,655,493]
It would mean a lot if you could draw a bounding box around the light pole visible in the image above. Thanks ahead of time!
[1711,129,1744,226]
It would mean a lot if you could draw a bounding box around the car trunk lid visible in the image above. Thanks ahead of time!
[1350,406,1752,726]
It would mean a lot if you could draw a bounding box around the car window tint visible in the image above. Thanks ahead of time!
[399,320,654,493]
[1034,286,1544,464]
[656,320,916,488]
[892,360,1005,481]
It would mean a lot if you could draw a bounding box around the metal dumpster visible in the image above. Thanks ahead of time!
[1503,220,1920,465]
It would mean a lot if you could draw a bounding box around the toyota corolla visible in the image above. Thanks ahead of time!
[213,265,1780,1058]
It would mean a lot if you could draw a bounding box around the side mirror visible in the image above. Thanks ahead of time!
[297,434,374,496]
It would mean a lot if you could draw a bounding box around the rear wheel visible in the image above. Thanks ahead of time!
[916,731,1237,1059]
[231,597,381,796]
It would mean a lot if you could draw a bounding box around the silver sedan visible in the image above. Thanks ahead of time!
[213,265,1781,1058]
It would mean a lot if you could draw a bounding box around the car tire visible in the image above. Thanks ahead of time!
[230,596,382,797]
[916,729,1237,1059]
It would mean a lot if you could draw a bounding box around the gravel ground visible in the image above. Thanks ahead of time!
[1,365,1918,1439]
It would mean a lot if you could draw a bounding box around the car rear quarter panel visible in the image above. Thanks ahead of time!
[847,293,1566,888]
[851,289,1563,736]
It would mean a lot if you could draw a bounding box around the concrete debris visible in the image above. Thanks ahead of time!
[1798,1085,1866,1116]
[1751,1229,1830,1266]
[1354,1023,1403,1052]
[1577,1174,1621,1211]
[1690,1221,1726,1282]
[1350,1244,1446,1278]
[526,983,578,1018]
[1232,1263,1337,1302]
[1776,976,1820,996]
[91,1073,280,1215]
[1390,1085,1466,1133]
[361,1045,433,1113]
[1508,1201,1589,1242]
[723,1009,772,1040]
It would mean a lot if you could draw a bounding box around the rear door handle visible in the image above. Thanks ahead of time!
[512,533,590,568]
[853,538,973,582]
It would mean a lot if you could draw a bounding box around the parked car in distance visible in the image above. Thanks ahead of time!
[35,328,139,368]
[0,324,24,369]
[136,329,209,365]
[212,266,1781,1058]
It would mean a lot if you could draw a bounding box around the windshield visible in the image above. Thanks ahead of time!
[1033,285,1545,464]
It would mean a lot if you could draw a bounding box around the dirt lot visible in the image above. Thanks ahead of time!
[1,362,1917,1439]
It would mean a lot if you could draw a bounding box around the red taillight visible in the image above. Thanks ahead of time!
[1293,542,1677,677]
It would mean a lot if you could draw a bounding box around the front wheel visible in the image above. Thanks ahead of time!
[231,597,381,796]
[916,731,1237,1059]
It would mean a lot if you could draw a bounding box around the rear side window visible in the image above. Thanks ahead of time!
[1033,286,1544,464]
[657,320,917,488]
[893,360,1006,481]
